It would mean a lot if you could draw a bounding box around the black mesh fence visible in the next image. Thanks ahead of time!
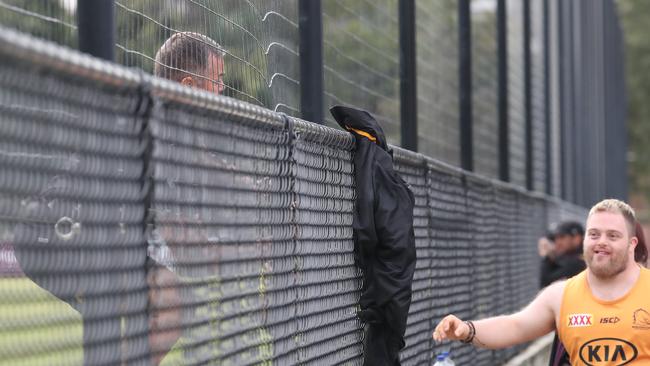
[0,0,629,204]
[0,28,593,365]
[0,30,146,365]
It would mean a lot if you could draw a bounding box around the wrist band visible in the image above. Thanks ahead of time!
[461,320,476,344]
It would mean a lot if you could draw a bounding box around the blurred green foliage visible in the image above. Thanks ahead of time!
[322,0,401,142]
[0,0,77,47]
[619,0,650,209]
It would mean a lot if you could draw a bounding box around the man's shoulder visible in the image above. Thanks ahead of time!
[540,280,568,308]
[545,279,568,295]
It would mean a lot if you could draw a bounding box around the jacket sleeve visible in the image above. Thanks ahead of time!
[351,138,378,269]
[370,151,417,334]
[373,153,416,287]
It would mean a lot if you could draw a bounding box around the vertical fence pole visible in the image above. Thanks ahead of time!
[568,0,577,204]
[77,3,120,364]
[77,0,115,61]
[543,0,552,195]
[498,0,509,182]
[399,0,418,151]
[557,0,566,201]
[458,0,473,172]
[523,0,533,190]
[299,0,324,124]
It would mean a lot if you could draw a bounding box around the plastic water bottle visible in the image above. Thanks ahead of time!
[442,351,455,366]
[433,354,446,366]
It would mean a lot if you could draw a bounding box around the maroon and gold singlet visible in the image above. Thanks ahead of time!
[558,267,650,365]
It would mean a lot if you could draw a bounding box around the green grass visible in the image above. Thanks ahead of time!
[0,278,184,366]
[0,277,83,366]
[159,341,184,366]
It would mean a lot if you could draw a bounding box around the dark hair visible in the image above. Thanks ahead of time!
[154,32,224,82]
[553,221,584,238]
[635,221,648,264]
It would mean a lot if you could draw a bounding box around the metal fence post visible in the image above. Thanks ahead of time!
[557,0,567,201]
[498,0,509,182]
[77,0,115,61]
[543,0,552,195]
[523,0,533,190]
[77,3,121,364]
[399,0,417,151]
[568,0,577,204]
[299,0,324,124]
[458,0,473,172]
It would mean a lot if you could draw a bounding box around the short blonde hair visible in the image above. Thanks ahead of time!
[588,199,636,236]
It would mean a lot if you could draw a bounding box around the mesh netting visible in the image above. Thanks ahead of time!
[415,0,460,166]
[0,0,77,48]
[0,1,629,207]
[471,0,499,180]
[507,0,527,188]
[0,27,591,366]
[116,0,301,116]
[0,33,146,365]
[322,0,401,145]
[530,0,548,193]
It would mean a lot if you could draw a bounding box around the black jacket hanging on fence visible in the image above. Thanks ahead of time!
[331,106,416,366]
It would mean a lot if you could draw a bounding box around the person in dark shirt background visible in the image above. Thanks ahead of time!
[538,221,586,288]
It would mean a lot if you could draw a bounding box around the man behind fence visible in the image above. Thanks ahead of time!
[154,31,226,95]
[433,198,650,364]
[147,31,226,365]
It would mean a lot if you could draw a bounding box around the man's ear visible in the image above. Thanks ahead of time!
[181,76,195,87]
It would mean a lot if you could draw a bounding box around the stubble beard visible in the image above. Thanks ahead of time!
[586,246,629,279]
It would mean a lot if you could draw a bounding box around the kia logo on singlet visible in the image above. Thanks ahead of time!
[579,338,638,365]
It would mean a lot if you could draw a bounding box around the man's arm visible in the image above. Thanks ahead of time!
[433,281,564,349]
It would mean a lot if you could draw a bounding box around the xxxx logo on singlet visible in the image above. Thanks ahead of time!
[568,313,593,327]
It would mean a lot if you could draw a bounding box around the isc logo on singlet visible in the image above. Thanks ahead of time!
[578,338,638,365]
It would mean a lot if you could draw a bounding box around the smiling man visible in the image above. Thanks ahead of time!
[433,199,650,365]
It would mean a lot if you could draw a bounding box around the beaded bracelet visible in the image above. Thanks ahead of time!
[461,320,476,344]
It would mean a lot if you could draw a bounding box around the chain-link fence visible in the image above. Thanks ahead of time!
[0,0,628,204]
[0,26,592,366]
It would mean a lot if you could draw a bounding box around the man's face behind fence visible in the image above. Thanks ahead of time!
[181,53,224,95]
[155,32,226,96]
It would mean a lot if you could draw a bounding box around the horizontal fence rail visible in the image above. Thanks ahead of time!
[0,27,590,366]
